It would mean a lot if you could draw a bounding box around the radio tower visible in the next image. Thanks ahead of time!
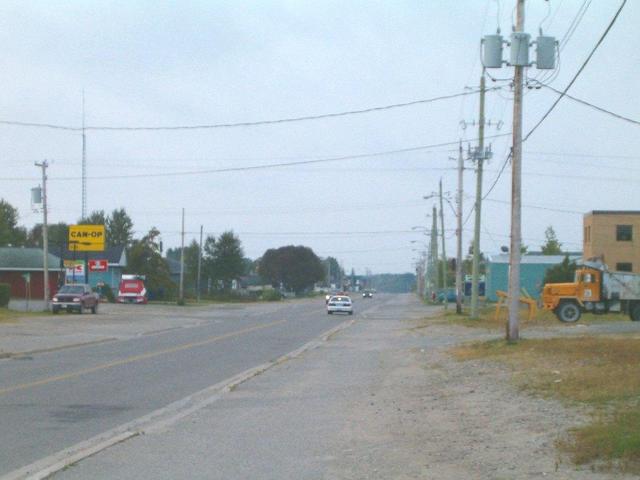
[81,90,87,220]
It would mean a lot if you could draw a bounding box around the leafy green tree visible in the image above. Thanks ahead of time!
[323,256,342,286]
[27,223,69,249]
[166,240,201,293]
[0,199,26,246]
[259,245,325,294]
[106,208,134,247]
[543,255,576,287]
[541,226,562,255]
[78,210,107,226]
[211,231,244,292]
[126,227,175,299]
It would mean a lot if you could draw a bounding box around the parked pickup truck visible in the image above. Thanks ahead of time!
[52,284,99,314]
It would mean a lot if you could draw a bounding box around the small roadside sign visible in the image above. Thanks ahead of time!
[88,259,108,272]
[69,225,105,252]
[65,261,85,278]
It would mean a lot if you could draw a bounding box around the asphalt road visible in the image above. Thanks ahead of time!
[0,296,381,476]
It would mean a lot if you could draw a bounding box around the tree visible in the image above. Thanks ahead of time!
[259,245,325,294]
[27,223,69,248]
[541,226,562,255]
[323,256,342,286]
[106,208,134,247]
[0,199,26,246]
[166,240,201,293]
[210,231,244,292]
[78,210,107,226]
[543,255,576,287]
[126,227,175,299]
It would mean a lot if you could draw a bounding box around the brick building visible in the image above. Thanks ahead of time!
[583,211,640,273]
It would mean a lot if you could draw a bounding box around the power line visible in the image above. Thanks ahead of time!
[524,0,628,142]
[0,88,501,132]
[0,133,511,181]
[539,83,640,126]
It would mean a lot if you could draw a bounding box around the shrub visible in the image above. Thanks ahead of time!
[261,289,282,302]
[0,283,9,307]
[97,284,116,303]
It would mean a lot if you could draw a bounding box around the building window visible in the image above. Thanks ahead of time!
[616,262,632,272]
[584,226,591,243]
[616,225,633,241]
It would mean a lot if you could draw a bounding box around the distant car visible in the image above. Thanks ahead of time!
[362,291,373,298]
[52,284,99,314]
[117,275,148,304]
[327,295,353,315]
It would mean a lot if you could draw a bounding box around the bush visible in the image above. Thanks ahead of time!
[0,283,9,307]
[97,284,116,303]
[261,289,282,302]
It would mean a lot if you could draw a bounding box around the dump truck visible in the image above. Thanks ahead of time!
[542,260,640,322]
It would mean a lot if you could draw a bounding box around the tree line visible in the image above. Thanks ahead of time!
[0,199,340,299]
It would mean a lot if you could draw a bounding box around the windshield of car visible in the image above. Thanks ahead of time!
[330,296,350,303]
[58,285,84,294]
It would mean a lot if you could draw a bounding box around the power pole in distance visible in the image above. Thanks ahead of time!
[35,160,50,310]
[439,178,448,309]
[456,142,463,314]
[179,208,185,305]
[81,90,87,220]
[197,224,203,303]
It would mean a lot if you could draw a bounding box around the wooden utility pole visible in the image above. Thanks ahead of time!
[179,208,185,304]
[439,178,448,309]
[35,160,50,310]
[197,224,203,303]
[470,72,486,319]
[508,0,525,342]
[456,142,463,314]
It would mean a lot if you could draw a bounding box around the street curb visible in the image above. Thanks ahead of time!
[1,318,356,480]
[0,338,118,361]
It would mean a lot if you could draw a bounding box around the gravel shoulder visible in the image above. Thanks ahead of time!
[52,295,638,479]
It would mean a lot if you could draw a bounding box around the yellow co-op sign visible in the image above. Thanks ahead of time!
[68,224,105,252]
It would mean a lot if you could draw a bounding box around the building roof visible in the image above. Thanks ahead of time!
[165,257,189,275]
[0,247,63,271]
[488,253,582,265]
[59,245,126,266]
[586,211,640,216]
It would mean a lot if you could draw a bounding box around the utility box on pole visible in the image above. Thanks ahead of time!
[482,34,504,68]
[535,35,557,69]
[509,32,531,66]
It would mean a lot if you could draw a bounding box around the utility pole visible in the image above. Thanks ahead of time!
[470,72,486,319]
[81,90,87,220]
[429,206,438,297]
[456,142,464,314]
[438,179,447,309]
[508,0,525,342]
[179,208,185,304]
[35,160,50,310]
[197,224,203,303]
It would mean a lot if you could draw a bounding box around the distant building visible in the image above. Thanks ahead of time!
[60,245,127,290]
[0,247,64,298]
[584,211,640,273]
[486,253,581,301]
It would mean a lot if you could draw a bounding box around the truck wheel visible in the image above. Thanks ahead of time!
[556,302,581,323]
[630,303,640,322]
[91,304,98,314]
[52,307,60,314]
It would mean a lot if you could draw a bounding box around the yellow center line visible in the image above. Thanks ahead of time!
[0,319,288,396]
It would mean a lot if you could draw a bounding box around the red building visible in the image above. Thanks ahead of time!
[0,247,63,299]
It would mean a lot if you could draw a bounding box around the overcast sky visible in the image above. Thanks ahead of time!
[0,1,638,274]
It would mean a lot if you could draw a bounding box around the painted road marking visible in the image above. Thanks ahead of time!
[0,319,288,396]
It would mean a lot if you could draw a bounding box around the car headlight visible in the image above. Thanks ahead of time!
[73,297,81,302]
[52,297,58,302]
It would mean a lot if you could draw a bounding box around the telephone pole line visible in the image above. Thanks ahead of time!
[456,142,463,314]
[81,90,87,220]
[197,224,203,303]
[179,208,185,304]
[35,160,50,310]
[439,178,448,309]
[508,0,525,342]
[470,72,486,319]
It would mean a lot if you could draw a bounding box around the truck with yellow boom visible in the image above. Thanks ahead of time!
[542,261,640,323]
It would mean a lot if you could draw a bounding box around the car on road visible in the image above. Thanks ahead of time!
[52,284,99,314]
[327,295,353,315]
[362,290,373,298]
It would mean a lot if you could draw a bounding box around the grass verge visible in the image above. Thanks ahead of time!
[0,307,51,323]
[452,336,640,473]
[418,304,625,331]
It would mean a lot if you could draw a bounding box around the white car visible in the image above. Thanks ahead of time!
[327,295,353,315]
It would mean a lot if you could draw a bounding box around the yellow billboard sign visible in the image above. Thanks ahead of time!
[68,225,105,251]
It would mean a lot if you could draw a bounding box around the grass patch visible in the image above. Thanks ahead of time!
[419,304,626,331]
[453,336,640,473]
[0,307,51,323]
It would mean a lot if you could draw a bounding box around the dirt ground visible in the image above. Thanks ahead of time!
[327,319,636,480]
